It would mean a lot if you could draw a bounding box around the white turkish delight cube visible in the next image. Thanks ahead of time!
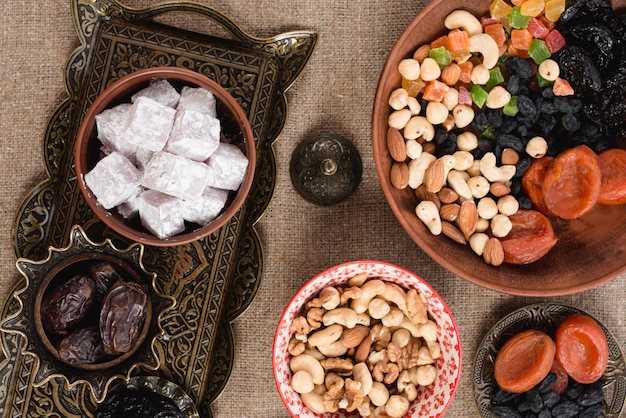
[117,187,143,219]
[177,86,217,117]
[135,147,155,171]
[139,190,185,239]
[182,186,229,225]
[125,96,176,152]
[141,151,210,200]
[165,109,220,161]
[204,143,249,191]
[84,151,142,210]
[131,78,181,108]
[95,103,138,157]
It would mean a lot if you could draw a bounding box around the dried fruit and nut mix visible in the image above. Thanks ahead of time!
[287,274,441,418]
[387,0,626,265]
[40,261,148,365]
[491,314,609,417]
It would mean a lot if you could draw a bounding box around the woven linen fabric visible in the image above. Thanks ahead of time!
[1,1,624,417]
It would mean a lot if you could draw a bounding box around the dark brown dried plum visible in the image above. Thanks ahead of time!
[57,326,104,365]
[95,389,183,418]
[555,46,603,97]
[562,24,620,74]
[100,281,148,355]
[89,261,123,298]
[41,275,96,333]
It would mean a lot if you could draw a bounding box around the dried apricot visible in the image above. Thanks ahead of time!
[555,314,608,384]
[499,209,558,264]
[549,357,569,395]
[597,147,626,205]
[541,144,601,219]
[521,156,554,215]
[494,329,556,393]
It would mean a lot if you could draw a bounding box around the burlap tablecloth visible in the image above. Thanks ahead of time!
[1,1,624,417]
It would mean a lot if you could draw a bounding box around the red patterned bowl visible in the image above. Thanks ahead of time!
[272,261,461,417]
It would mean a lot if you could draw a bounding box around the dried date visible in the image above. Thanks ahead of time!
[89,261,123,298]
[100,281,148,355]
[41,274,96,333]
[57,326,104,365]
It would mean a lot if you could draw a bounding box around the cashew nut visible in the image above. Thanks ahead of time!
[405,138,423,160]
[290,353,326,385]
[408,151,436,189]
[353,362,373,396]
[317,340,349,357]
[447,169,474,201]
[416,200,442,235]
[291,370,315,394]
[320,286,341,310]
[300,391,327,414]
[351,279,386,314]
[469,33,500,69]
[444,9,483,36]
[479,152,516,183]
[323,307,359,328]
[403,116,435,141]
[379,283,407,314]
[307,323,343,347]
[381,307,405,328]
[368,297,391,319]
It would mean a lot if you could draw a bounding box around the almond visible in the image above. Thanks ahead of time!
[413,44,431,63]
[340,325,369,348]
[501,148,520,165]
[438,187,459,204]
[415,185,441,211]
[441,63,461,86]
[490,182,511,197]
[457,200,478,241]
[440,203,460,222]
[441,221,466,245]
[390,162,409,189]
[483,237,505,266]
[387,127,407,162]
[424,156,454,193]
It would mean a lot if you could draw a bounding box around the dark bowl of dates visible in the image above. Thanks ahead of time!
[473,303,625,417]
[372,0,626,296]
[34,250,153,371]
[96,376,199,418]
[74,66,256,247]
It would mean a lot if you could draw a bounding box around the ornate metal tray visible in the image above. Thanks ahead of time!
[0,0,316,416]
[473,303,626,417]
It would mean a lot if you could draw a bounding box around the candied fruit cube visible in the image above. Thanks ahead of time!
[520,0,544,17]
[125,96,176,152]
[528,39,551,64]
[509,6,531,29]
[177,86,217,117]
[545,29,566,53]
[527,17,549,39]
[490,0,513,19]
[84,151,142,209]
[139,190,185,239]
[131,79,180,108]
[511,28,533,50]
[181,187,229,225]
[470,84,489,108]
[485,23,507,47]
[165,109,221,161]
[503,95,519,116]
[204,143,249,191]
[428,46,452,68]
[544,0,565,22]
[142,151,210,200]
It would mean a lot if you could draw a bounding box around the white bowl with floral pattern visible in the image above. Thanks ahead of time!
[273,260,461,417]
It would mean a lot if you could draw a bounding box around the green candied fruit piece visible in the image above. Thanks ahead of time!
[537,72,554,88]
[428,46,452,68]
[509,6,530,29]
[485,66,506,90]
[503,95,519,117]
[470,84,489,108]
[480,125,497,141]
[529,39,551,64]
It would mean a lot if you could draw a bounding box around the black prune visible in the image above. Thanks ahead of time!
[96,389,184,418]
[57,326,104,365]
[556,46,603,96]
[41,275,97,333]
[563,23,619,74]
[100,281,148,355]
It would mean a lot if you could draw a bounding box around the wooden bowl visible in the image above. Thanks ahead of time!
[75,67,256,247]
[372,0,626,296]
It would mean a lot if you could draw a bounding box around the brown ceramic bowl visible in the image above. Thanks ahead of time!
[34,251,153,371]
[75,67,256,247]
[372,0,626,296]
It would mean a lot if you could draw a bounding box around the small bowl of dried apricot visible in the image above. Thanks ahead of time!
[474,303,626,417]
[272,261,461,418]
[372,0,626,295]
